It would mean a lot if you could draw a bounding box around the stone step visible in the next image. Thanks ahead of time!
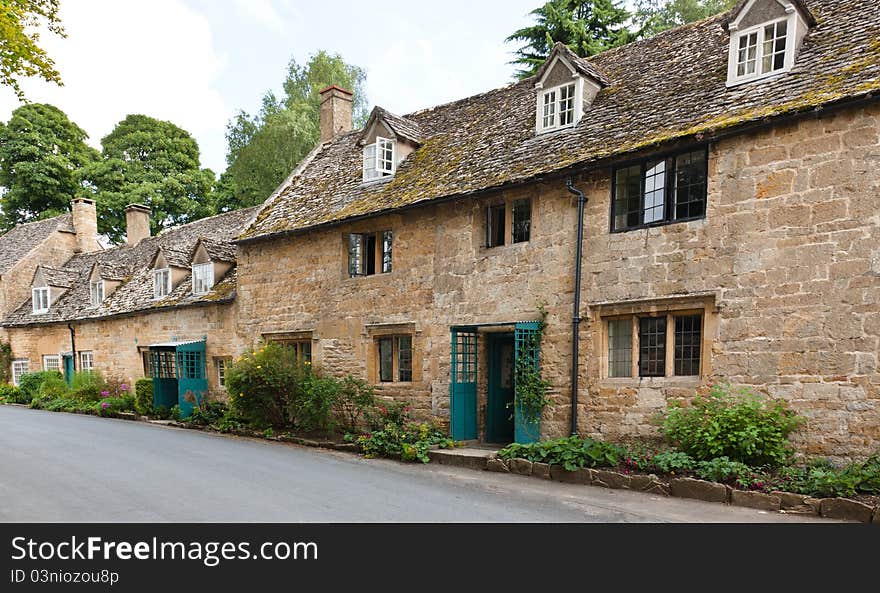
[427,447,499,471]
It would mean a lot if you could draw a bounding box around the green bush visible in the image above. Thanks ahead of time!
[0,384,24,403]
[695,457,760,489]
[365,400,411,432]
[332,376,376,433]
[499,436,625,471]
[18,371,63,403]
[70,371,102,401]
[226,343,308,428]
[188,400,229,426]
[650,450,696,474]
[36,373,70,401]
[658,384,804,467]
[134,379,153,415]
[355,421,452,464]
[295,373,340,433]
[775,452,880,497]
[98,396,135,416]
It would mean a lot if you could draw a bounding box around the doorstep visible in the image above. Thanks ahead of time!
[427,447,500,471]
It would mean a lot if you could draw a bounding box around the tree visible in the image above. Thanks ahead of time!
[507,0,632,79]
[0,0,65,100]
[0,103,98,230]
[634,0,736,37]
[80,115,215,243]
[219,51,369,210]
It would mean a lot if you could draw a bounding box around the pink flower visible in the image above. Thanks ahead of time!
[101,402,110,409]
[101,390,109,398]
[120,384,128,392]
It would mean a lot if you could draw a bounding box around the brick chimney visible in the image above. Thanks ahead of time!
[319,85,353,143]
[125,204,151,246]
[71,198,99,253]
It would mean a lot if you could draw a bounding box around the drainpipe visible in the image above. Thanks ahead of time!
[68,323,77,372]
[566,177,587,436]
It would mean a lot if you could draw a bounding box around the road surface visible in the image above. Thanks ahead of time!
[0,406,831,522]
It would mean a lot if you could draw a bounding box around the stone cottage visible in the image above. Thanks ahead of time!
[1,203,257,413]
[234,0,880,458]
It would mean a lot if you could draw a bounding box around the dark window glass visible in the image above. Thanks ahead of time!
[613,149,708,232]
[348,234,363,277]
[382,231,393,273]
[674,150,708,220]
[378,338,393,382]
[397,336,412,382]
[364,234,376,276]
[639,317,666,378]
[674,314,702,376]
[512,199,531,243]
[608,318,633,378]
[487,204,505,247]
[614,165,642,230]
[349,233,381,277]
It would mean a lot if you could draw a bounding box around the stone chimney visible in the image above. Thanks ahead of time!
[319,85,353,143]
[125,204,151,246]
[71,198,99,254]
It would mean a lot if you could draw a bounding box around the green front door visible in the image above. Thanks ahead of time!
[62,355,75,386]
[176,341,207,419]
[487,333,515,444]
[148,348,178,412]
[450,328,478,441]
[514,322,542,444]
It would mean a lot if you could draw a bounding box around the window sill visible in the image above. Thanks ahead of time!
[610,216,706,235]
[360,177,394,187]
[347,272,393,282]
[600,376,703,388]
[726,68,791,88]
[481,240,530,253]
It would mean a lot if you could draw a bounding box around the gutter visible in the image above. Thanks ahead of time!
[566,178,587,437]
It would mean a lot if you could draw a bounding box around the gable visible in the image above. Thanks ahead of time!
[542,58,577,90]
[738,0,788,29]
[192,243,211,265]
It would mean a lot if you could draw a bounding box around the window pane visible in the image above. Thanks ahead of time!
[378,338,393,382]
[674,150,708,220]
[558,84,576,126]
[737,31,758,76]
[762,21,787,73]
[638,317,666,377]
[363,144,378,181]
[643,159,667,224]
[397,336,412,382]
[382,230,393,273]
[675,315,703,376]
[613,165,642,230]
[487,204,505,247]
[348,234,363,277]
[542,90,556,128]
[364,233,377,276]
[512,199,531,243]
[300,341,312,364]
[608,318,633,378]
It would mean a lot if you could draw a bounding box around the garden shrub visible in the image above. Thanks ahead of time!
[134,379,154,415]
[650,450,696,474]
[36,373,70,401]
[69,371,105,402]
[355,421,452,464]
[695,457,760,489]
[295,373,340,433]
[499,436,626,471]
[0,384,24,403]
[365,400,412,432]
[0,343,12,385]
[774,452,880,497]
[18,371,63,403]
[333,376,376,433]
[226,343,307,428]
[658,384,804,467]
[188,400,229,426]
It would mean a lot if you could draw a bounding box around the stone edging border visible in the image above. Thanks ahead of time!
[483,456,880,524]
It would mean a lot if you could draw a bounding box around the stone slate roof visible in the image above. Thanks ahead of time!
[195,237,237,263]
[0,214,75,276]
[241,0,880,242]
[537,42,610,86]
[361,107,424,145]
[40,266,80,289]
[2,207,258,327]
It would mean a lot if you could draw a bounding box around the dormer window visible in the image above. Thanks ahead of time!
[154,268,171,299]
[192,262,214,295]
[32,287,49,314]
[726,1,814,87]
[89,280,104,307]
[363,137,396,182]
[540,83,577,132]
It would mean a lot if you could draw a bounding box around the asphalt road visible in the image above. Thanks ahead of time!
[0,406,832,523]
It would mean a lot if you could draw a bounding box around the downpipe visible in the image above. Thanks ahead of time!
[566,177,587,437]
[68,323,77,372]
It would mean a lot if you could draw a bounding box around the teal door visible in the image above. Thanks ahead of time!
[514,322,542,444]
[176,341,207,419]
[450,328,478,441]
[487,334,515,444]
[62,355,74,386]
[149,349,178,412]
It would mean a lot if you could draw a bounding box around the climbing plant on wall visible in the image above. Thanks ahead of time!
[0,343,12,384]
[514,304,553,424]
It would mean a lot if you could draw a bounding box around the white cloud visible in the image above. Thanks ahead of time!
[231,0,302,34]
[0,0,230,172]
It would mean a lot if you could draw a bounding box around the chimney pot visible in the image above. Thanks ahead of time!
[71,198,99,254]
[125,204,151,246]
[319,85,354,143]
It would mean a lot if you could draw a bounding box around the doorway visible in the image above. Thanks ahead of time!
[486,333,515,444]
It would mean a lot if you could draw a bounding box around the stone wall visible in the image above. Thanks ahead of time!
[5,303,240,397]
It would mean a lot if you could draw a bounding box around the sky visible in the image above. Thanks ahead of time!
[0,0,553,174]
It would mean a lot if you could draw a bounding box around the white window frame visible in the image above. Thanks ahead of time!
[192,262,214,295]
[12,359,29,386]
[362,137,396,182]
[32,287,50,314]
[537,81,582,133]
[727,14,796,86]
[79,351,94,373]
[154,268,171,300]
[42,354,61,372]
[89,280,104,307]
